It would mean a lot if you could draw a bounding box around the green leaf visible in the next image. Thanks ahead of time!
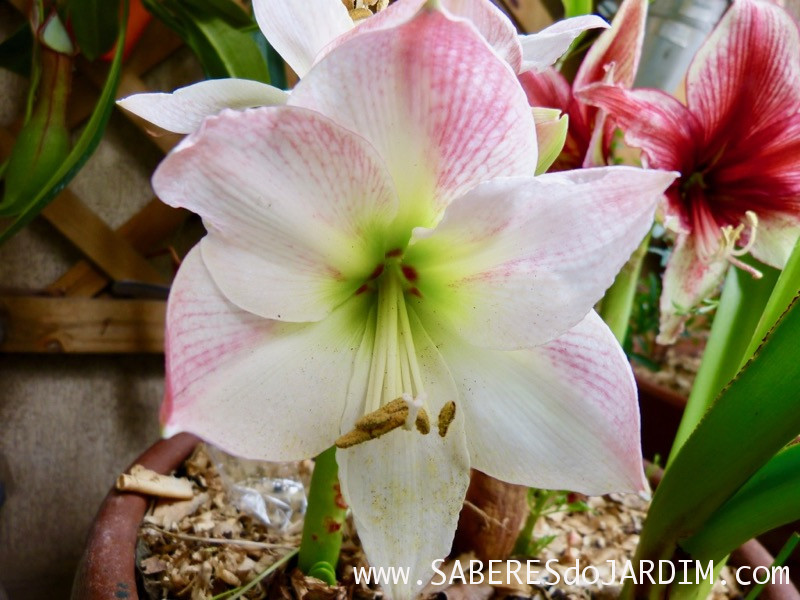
[0,1,128,244]
[668,257,780,463]
[562,0,593,18]
[743,236,800,365]
[628,290,800,590]
[0,24,34,76]
[66,0,121,60]
[682,445,800,561]
[142,0,270,81]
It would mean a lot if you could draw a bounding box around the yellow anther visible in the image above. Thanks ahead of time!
[335,396,430,449]
[438,401,456,437]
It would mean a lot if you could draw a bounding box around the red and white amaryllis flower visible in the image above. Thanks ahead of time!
[519,0,648,170]
[155,7,674,599]
[117,0,607,137]
[580,0,800,343]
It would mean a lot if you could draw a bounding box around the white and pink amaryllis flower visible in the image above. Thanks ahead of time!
[117,0,608,139]
[519,0,648,171]
[155,7,675,599]
[580,0,800,343]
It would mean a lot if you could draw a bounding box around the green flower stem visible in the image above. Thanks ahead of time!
[667,256,778,465]
[298,446,347,585]
[512,489,555,556]
[599,231,651,344]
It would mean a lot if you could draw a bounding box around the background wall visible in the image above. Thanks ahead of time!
[0,2,202,596]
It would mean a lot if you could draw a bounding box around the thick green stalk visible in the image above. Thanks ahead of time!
[599,231,651,343]
[667,257,778,464]
[298,447,347,585]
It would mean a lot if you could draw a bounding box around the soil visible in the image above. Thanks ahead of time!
[135,445,745,600]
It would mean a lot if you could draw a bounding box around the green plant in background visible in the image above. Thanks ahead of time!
[0,0,128,243]
[0,0,287,246]
[513,489,590,557]
[140,0,279,84]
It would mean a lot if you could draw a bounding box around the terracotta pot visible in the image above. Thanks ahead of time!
[72,429,799,600]
[71,432,200,600]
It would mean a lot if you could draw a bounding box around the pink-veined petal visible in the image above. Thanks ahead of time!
[337,309,470,600]
[658,234,729,344]
[320,0,524,73]
[162,246,368,461]
[518,67,573,113]
[574,0,648,90]
[117,79,289,134]
[406,167,675,350]
[686,0,800,151]
[289,9,538,230]
[578,84,702,173]
[153,106,398,322]
[252,0,353,78]
[425,310,647,494]
[519,15,609,73]
[442,0,524,72]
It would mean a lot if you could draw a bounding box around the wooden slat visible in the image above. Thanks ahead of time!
[0,296,165,353]
[40,191,168,287]
[47,200,187,297]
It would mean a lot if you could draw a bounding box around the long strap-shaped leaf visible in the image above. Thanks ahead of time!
[0,1,128,245]
[626,287,800,597]
[681,443,800,562]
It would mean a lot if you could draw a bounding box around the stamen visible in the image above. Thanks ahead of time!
[335,396,430,448]
[730,211,758,257]
[438,401,456,437]
[715,210,761,277]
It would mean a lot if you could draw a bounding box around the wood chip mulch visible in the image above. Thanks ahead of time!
[136,445,745,600]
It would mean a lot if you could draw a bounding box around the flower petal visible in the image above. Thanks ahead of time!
[337,310,470,600]
[519,15,609,73]
[442,0,524,72]
[153,106,398,322]
[519,67,573,114]
[577,84,701,173]
[686,0,800,151]
[252,0,353,78]
[751,212,800,268]
[289,8,538,230]
[426,310,647,494]
[406,167,675,350]
[117,79,288,134]
[573,0,648,90]
[320,0,524,73]
[657,234,729,344]
[162,246,368,461]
